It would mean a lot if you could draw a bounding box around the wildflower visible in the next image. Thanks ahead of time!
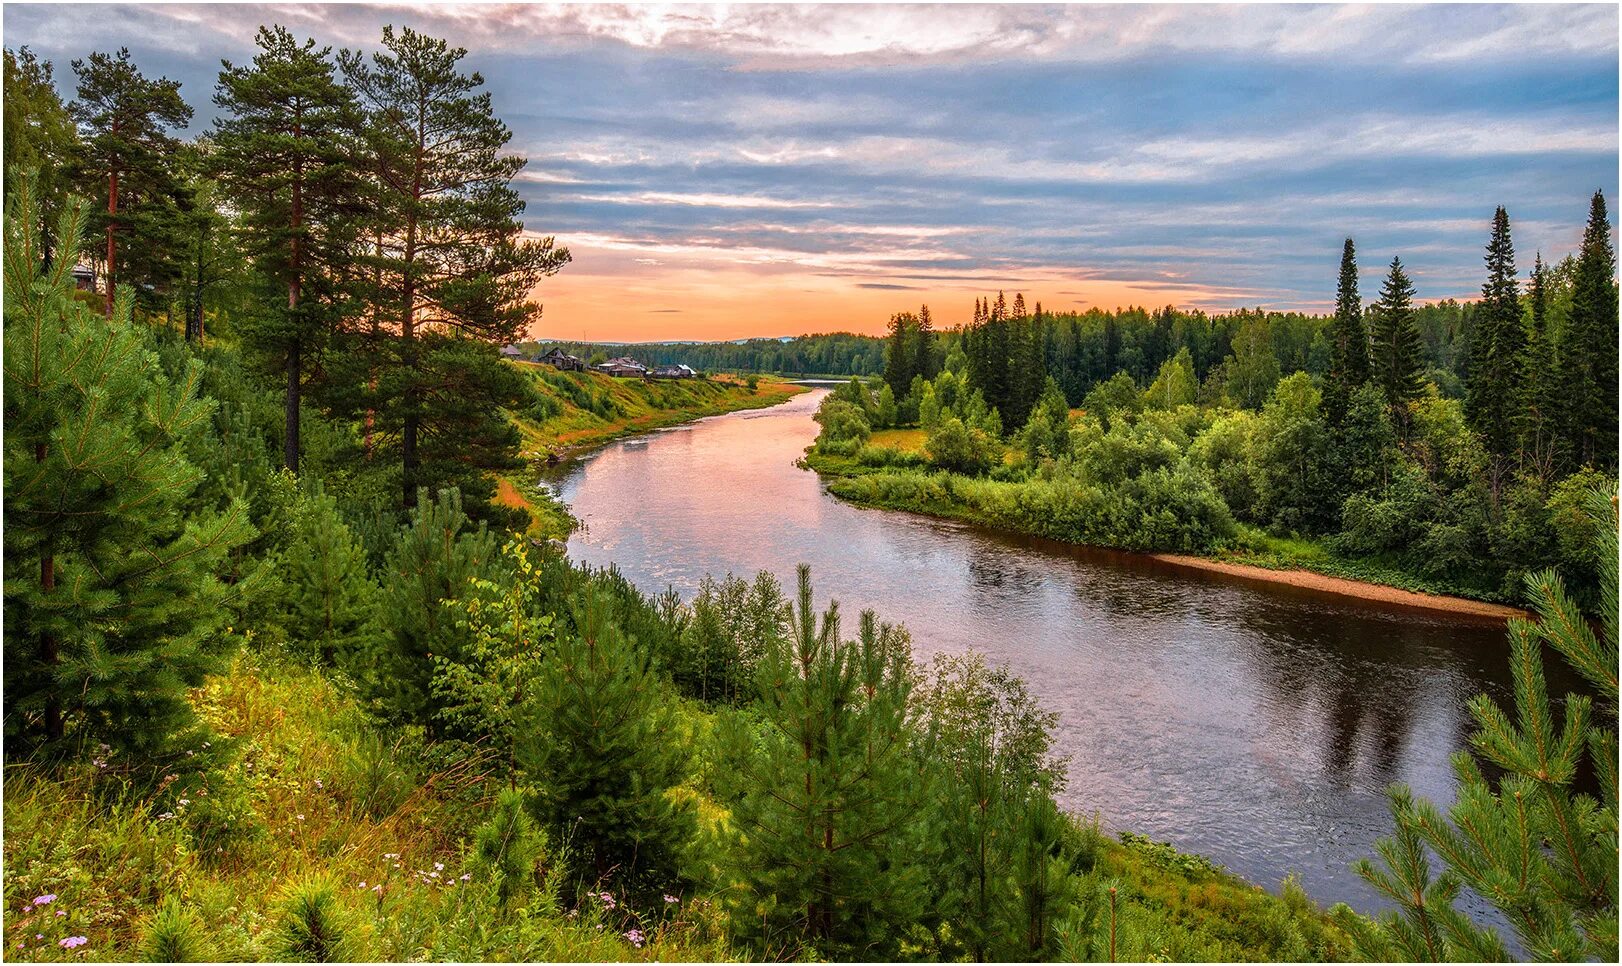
[36,934,44,940]
[55,911,66,918]
[598,891,617,910]
[33,894,56,906]
[623,929,645,948]
[566,909,578,919]
[296,814,305,822]
[371,885,383,894]
[359,881,367,890]
[59,936,88,949]
[433,862,444,871]
[178,798,190,806]
[460,874,471,882]
[663,893,679,904]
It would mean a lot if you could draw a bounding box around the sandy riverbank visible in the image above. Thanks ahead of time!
[1149,553,1528,621]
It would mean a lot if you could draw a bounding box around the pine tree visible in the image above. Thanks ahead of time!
[339,27,570,509]
[362,487,501,730]
[921,652,1064,961]
[1466,207,1524,465]
[3,181,253,756]
[1371,256,1424,414]
[67,47,193,317]
[1325,238,1371,423]
[213,26,366,473]
[3,47,80,265]
[519,591,696,891]
[1334,485,1617,961]
[271,476,379,667]
[718,565,928,957]
[1563,191,1618,469]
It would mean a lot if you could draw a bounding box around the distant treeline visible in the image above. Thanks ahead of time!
[530,332,885,376]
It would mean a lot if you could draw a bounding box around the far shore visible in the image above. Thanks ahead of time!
[1149,553,1528,621]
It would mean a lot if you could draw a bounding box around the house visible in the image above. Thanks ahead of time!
[596,356,648,378]
[499,344,525,358]
[651,364,697,379]
[71,262,96,292]
[536,347,585,371]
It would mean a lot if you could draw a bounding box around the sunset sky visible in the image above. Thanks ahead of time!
[4,2,1618,341]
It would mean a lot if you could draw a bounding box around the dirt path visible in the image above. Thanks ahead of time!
[1149,553,1528,621]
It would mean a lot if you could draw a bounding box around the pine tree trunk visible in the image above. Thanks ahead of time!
[103,166,118,318]
[401,118,424,510]
[36,441,61,742]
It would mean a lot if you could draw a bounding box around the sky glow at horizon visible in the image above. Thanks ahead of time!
[4,2,1617,341]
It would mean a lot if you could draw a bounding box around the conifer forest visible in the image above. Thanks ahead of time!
[1,5,1618,964]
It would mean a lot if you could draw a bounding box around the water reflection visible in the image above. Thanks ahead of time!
[547,388,1575,917]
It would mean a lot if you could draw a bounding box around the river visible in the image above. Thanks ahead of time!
[545,386,1555,915]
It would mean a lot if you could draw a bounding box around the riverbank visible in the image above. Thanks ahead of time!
[1147,553,1526,621]
[500,368,808,535]
[806,449,1522,621]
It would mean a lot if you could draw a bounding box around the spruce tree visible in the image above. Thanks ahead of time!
[718,565,927,958]
[213,26,365,473]
[1563,191,1618,469]
[3,182,253,756]
[271,476,379,667]
[67,47,193,317]
[1325,238,1371,423]
[1371,256,1424,414]
[1335,485,1617,961]
[883,310,916,397]
[338,27,570,509]
[1519,253,1564,478]
[912,303,938,383]
[1466,207,1523,464]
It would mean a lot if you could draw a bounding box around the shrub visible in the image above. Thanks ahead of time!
[137,897,212,963]
[274,878,358,963]
[471,788,550,907]
[925,415,997,475]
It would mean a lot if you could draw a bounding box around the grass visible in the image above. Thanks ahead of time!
[1,652,737,963]
[2,649,1352,962]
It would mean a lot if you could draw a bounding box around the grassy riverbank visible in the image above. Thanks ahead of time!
[1,651,1354,963]
[804,441,1522,615]
[498,368,806,537]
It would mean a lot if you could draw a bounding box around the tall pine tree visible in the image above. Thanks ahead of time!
[339,27,570,509]
[213,25,366,473]
[67,47,192,317]
[1520,253,1564,478]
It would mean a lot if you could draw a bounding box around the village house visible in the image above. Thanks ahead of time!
[537,347,586,371]
[499,344,524,358]
[71,262,96,292]
[651,363,698,379]
[596,356,648,378]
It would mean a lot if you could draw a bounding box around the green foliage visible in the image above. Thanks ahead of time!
[1145,346,1198,409]
[677,570,785,704]
[138,897,213,963]
[359,488,503,732]
[1325,238,1372,423]
[925,414,999,475]
[519,592,696,891]
[812,394,871,446]
[1336,485,1618,962]
[472,788,551,908]
[717,565,927,958]
[1467,207,1525,461]
[3,183,254,757]
[1371,256,1425,412]
[274,878,358,963]
[1248,372,1336,534]
[263,474,381,666]
[1562,191,1619,469]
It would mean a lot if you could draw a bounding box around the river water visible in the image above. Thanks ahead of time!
[546,387,1554,914]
